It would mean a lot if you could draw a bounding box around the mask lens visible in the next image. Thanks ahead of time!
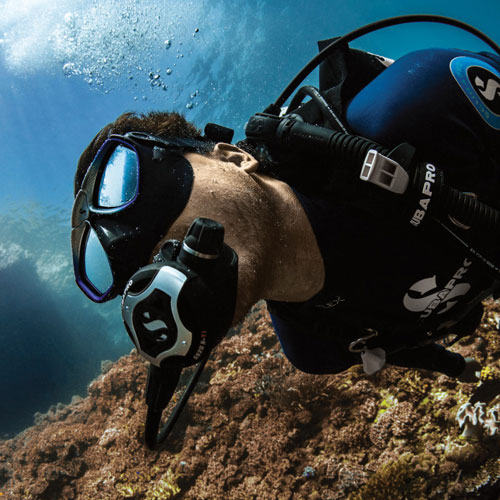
[97,144,139,208]
[84,227,114,295]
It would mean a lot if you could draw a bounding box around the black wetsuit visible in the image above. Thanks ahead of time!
[267,48,500,377]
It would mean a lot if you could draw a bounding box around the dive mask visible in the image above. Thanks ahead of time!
[71,131,213,302]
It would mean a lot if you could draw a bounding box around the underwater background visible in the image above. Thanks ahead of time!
[1,0,500,438]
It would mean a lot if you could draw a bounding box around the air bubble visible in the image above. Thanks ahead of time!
[62,62,76,76]
[64,12,76,26]
[164,39,171,48]
[186,102,193,109]
[166,68,172,75]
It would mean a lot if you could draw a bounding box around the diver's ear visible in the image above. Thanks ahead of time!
[212,143,259,173]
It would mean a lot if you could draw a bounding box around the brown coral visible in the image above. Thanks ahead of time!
[3,301,500,499]
[369,401,418,448]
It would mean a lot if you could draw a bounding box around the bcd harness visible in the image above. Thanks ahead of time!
[241,17,500,373]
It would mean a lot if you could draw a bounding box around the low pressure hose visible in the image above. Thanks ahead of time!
[438,184,500,232]
[276,117,389,164]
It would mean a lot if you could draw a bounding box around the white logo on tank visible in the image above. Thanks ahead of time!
[474,76,500,101]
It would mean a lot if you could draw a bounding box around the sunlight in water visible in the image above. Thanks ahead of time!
[0,0,206,90]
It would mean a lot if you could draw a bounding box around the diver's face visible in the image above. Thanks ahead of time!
[151,144,261,259]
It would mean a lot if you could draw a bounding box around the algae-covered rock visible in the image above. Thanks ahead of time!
[3,300,500,499]
[444,440,488,469]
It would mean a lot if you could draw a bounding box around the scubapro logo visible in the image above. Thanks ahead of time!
[475,75,500,101]
[403,258,472,319]
[143,317,168,334]
[450,56,500,129]
[469,66,500,115]
[410,163,436,227]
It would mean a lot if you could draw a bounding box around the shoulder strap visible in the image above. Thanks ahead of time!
[317,38,389,119]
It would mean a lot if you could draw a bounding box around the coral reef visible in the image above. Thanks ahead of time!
[456,402,486,439]
[456,400,500,440]
[3,300,500,498]
[484,404,500,437]
[347,453,426,500]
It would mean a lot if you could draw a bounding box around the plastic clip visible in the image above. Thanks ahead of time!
[361,348,386,375]
[360,150,409,194]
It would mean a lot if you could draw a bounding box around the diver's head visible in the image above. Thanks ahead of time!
[72,111,263,304]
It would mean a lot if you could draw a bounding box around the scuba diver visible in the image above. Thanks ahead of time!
[72,15,500,449]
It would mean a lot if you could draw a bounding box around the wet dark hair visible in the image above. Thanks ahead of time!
[74,111,205,195]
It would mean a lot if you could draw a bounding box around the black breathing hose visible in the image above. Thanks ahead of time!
[276,117,389,167]
[144,363,181,450]
[145,407,163,449]
[144,355,211,450]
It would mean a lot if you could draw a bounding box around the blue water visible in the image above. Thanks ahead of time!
[1,0,500,436]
